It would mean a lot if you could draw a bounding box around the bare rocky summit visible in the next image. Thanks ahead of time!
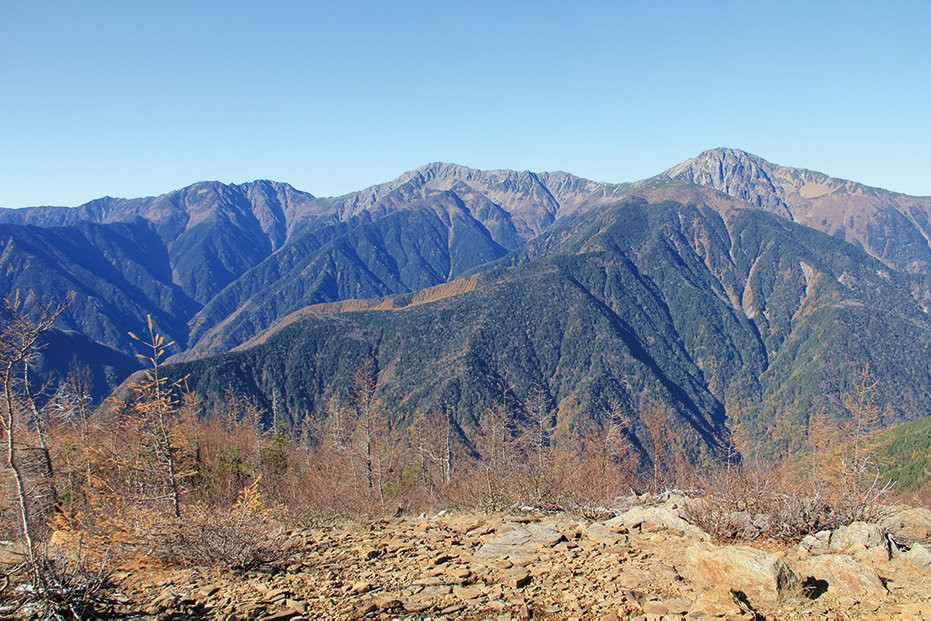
[94,499,930,620]
[664,148,931,272]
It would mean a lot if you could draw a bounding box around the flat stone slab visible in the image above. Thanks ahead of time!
[799,553,887,597]
[473,522,566,565]
[607,505,708,540]
[585,522,629,546]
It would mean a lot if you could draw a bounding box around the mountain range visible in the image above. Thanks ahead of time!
[2,148,929,455]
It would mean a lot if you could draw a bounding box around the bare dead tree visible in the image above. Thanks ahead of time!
[440,406,455,486]
[839,364,894,520]
[21,359,60,508]
[0,294,65,584]
[58,362,95,490]
[525,384,555,473]
[474,401,515,509]
[844,363,881,469]
[640,398,672,491]
[348,358,381,500]
[412,405,458,490]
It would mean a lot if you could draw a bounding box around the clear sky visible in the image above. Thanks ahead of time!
[1,1,929,207]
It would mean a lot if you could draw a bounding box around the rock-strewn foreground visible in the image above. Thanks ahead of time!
[102,499,929,620]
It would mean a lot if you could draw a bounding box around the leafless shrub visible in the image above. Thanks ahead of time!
[684,466,837,543]
[2,547,114,620]
[154,477,296,570]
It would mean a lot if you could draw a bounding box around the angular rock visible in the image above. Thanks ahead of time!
[502,567,532,589]
[416,584,452,598]
[799,554,886,597]
[445,566,472,581]
[473,523,565,564]
[679,541,798,607]
[401,600,432,613]
[880,506,931,545]
[688,587,750,618]
[452,585,483,601]
[895,602,931,617]
[641,598,691,614]
[607,505,707,540]
[432,553,453,566]
[830,521,889,559]
[612,568,651,590]
[798,530,832,554]
[900,543,931,572]
[261,611,299,621]
[584,523,629,546]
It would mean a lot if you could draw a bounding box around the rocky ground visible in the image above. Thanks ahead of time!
[2,497,930,619]
[90,497,931,620]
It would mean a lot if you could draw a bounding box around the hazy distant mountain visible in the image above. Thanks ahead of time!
[2,150,929,423]
[0,220,198,351]
[664,148,931,272]
[0,180,319,303]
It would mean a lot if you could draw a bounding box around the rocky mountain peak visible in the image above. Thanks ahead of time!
[663,148,791,216]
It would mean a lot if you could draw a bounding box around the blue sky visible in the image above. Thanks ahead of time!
[1,1,929,207]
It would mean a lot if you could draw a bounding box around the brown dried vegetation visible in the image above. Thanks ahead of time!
[0,303,912,617]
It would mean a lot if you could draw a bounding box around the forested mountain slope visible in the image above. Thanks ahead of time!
[168,195,931,459]
[0,166,635,370]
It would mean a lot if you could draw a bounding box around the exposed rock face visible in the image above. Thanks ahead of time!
[881,506,931,545]
[607,502,709,540]
[583,522,629,546]
[799,522,891,562]
[799,554,887,597]
[688,586,753,619]
[664,147,931,272]
[830,522,892,562]
[665,148,794,218]
[472,522,566,565]
[900,543,931,572]
[830,522,888,551]
[679,541,798,608]
[799,529,833,554]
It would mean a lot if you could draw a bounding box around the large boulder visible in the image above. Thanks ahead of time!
[799,522,891,562]
[798,530,832,554]
[688,586,753,619]
[584,522,628,546]
[798,554,886,597]
[830,522,887,551]
[607,504,708,540]
[881,506,931,545]
[899,543,931,572]
[679,542,798,608]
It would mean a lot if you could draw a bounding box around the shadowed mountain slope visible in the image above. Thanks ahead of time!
[0,220,198,351]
